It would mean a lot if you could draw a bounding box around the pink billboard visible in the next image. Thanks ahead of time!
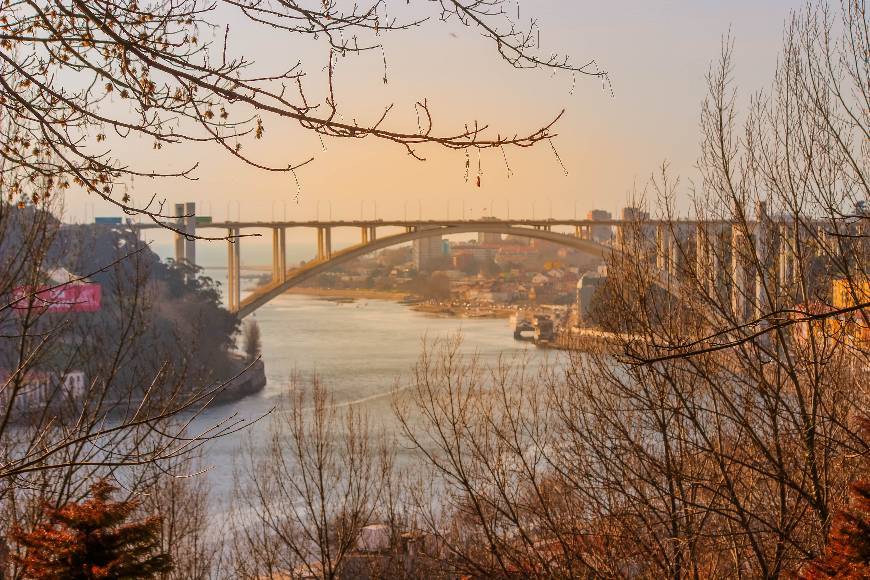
[12,284,102,313]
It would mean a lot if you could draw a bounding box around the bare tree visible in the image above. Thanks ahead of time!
[0,0,607,227]
[389,3,868,579]
[230,373,393,579]
[0,198,258,579]
[139,452,220,580]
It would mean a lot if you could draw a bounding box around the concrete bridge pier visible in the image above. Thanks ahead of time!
[360,227,369,244]
[582,225,592,240]
[778,224,794,291]
[316,227,324,260]
[368,225,377,241]
[731,224,749,322]
[711,224,727,297]
[279,227,286,281]
[656,224,675,275]
[316,227,333,260]
[272,228,281,282]
[695,224,727,297]
[753,204,772,320]
[174,203,185,264]
[227,228,241,312]
[173,203,197,279]
[695,223,713,292]
[184,202,196,271]
[232,227,241,310]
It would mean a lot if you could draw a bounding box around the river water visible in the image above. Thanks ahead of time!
[189,269,541,511]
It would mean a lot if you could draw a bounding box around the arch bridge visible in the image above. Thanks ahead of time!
[131,203,797,320]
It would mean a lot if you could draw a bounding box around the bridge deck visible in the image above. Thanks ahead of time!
[130,218,737,230]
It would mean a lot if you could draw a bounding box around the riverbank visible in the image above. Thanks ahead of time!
[211,356,267,406]
[284,286,514,319]
[411,302,513,319]
[284,287,409,300]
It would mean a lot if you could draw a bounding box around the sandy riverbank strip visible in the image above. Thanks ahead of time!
[284,287,410,300]
[283,287,514,319]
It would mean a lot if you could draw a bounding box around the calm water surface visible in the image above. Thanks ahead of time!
[190,270,542,511]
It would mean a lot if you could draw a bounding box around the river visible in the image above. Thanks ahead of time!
[189,269,542,513]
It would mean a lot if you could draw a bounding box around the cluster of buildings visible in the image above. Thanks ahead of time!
[0,370,87,411]
[305,203,868,348]
[794,277,870,350]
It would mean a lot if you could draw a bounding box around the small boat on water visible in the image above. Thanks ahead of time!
[513,320,536,341]
[511,313,536,341]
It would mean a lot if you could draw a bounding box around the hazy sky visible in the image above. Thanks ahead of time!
[70,0,802,243]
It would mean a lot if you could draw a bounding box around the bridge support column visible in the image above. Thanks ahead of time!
[184,202,196,276]
[272,227,280,282]
[227,228,241,313]
[324,227,332,259]
[696,223,714,293]
[731,224,748,322]
[656,224,673,274]
[227,229,234,311]
[361,227,369,244]
[753,203,771,319]
[316,227,325,260]
[711,224,726,297]
[174,203,185,264]
[778,224,793,291]
[368,226,377,241]
[232,227,241,311]
[279,227,286,282]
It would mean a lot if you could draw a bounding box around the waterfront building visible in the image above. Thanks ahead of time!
[586,209,613,242]
[478,231,503,244]
[576,272,607,326]
[413,226,445,272]
[0,370,87,410]
[831,277,870,348]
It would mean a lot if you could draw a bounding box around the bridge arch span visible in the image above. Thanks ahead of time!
[237,224,614,317]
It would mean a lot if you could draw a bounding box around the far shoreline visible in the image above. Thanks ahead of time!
[283,287,409,300]
[283,286,513,319]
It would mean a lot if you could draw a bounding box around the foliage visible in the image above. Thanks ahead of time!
[242,319,261,362]
[0,0,604,222]
[800,480,870,579]
[10,481,172,579]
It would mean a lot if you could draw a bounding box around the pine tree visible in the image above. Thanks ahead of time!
[243,319,262,362]
[10,480,172,579]
[800,479,870,579]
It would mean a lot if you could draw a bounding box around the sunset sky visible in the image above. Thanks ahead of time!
[69,1,802,249]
